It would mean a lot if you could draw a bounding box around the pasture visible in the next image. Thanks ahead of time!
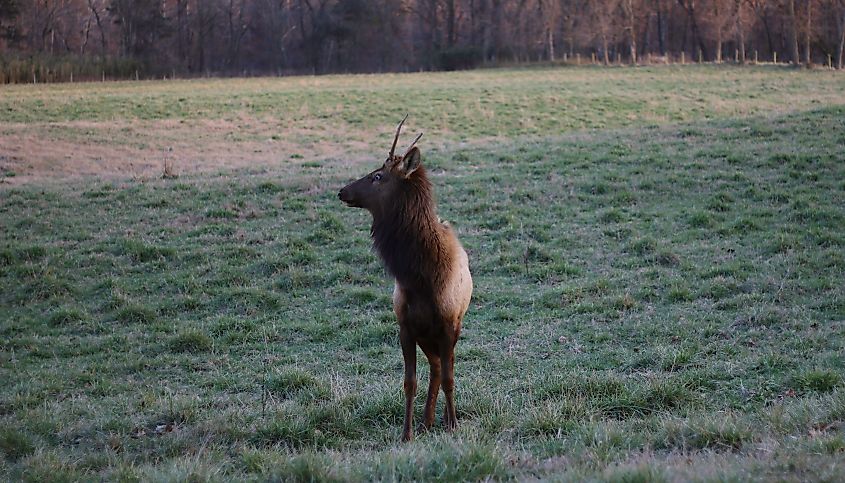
[1,65,844,481]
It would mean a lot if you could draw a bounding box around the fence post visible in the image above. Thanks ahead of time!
[576,53,580,65]
[735,49,739,63]
[102,71,105,82]
[681,51,685,64]
[698,48,703,63]
[754,50,758,64]
[773,52,777,64]
[829,54,833,69]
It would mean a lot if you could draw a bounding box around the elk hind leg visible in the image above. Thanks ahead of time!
[440,342,457,431]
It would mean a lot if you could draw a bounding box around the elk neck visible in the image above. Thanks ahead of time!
[369,167,450,293]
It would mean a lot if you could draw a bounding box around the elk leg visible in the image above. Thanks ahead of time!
[399,328,417,442]
[440,344,457,431]
[421,347,441,430]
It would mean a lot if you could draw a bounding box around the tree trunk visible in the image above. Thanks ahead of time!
[693,21,708,60]
[228,0,236,70]
[603,34,610,64]
[514,0,528,62]
[787,0,801,64]
[176,0,186,67]
[639,8,650,57]
[838,10,845,69]
[469,0,477,47]
[716,30,722,63]
[548,28,555,61]
[478,0,491,62]
[430,0,441,67]
[759,8,775,57]
[656,0,666,55]
[714,2,723,63]
[81,18,90,55]
[678,0,709,60]
[803,0,811,67]
[491,0,502,61]
[446,0,456,48]
[627,0,637,64]
[735,0,746,63]
[197,0,206,73]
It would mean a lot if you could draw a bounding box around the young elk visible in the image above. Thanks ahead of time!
[338,116,473,442]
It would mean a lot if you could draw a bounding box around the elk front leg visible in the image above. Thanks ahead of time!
[399,328,417,442]
[421,348,441,430]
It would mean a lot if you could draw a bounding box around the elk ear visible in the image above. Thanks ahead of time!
[401,147,421,178]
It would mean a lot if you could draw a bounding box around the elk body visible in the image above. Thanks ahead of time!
[338,117,472,442]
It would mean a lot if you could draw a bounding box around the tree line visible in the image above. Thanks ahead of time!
[1,0,844,83]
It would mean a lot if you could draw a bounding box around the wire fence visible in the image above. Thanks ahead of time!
[1,50,841,85]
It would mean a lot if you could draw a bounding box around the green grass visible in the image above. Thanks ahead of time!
[1,66,844,481]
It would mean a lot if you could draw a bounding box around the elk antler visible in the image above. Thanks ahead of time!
[405,132,423,155]
[389,114,409,159]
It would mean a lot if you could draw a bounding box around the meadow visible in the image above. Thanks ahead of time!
[1,65,844,481]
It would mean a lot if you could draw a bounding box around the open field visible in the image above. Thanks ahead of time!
[1,66,845,481]
[1,65,844,183]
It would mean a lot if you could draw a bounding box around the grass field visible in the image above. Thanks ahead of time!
[1,65,844,481]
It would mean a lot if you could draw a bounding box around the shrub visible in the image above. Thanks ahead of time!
[436,47,482,71]
[169,329,213,353]
[0,428,35,461]
[47,308,87,326]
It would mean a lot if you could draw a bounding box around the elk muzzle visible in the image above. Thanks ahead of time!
[338,185,361,208]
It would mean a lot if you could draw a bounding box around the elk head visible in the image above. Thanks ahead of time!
[338,115,424,217]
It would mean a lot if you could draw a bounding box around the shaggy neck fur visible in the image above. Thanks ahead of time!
[370,166,451,294]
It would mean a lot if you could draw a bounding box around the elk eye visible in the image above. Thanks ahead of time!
[373,173,383,182]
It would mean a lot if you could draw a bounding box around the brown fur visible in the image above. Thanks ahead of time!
[339,147,473,441]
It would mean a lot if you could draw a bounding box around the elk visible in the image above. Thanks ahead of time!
[338,116,473,442]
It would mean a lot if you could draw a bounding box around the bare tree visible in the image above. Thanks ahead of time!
[746,0,773,56]
[223,0,249,70]
[677,0,709,59]
[785,0,801,63]
[701,0,737,62]
[538,0,560,60]
[622,0,639,63]
[734,0,750,62]
[108,0,167,60]
[85,0,107,55]
[3,0,845,82]
[19,0,64,52]
[589,0,621,63]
